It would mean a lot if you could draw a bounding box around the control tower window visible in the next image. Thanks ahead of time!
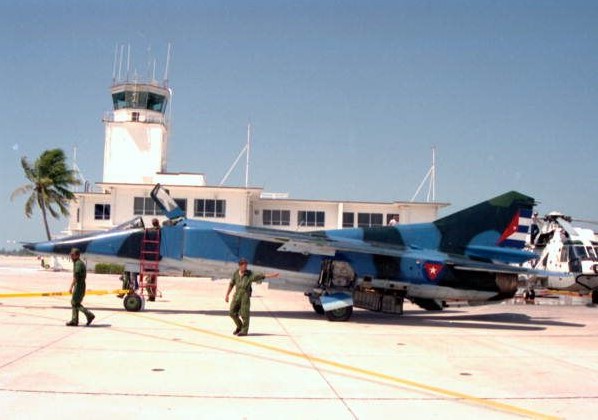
[112,91,127,109]
[112,91,167,113]
[147,93,166,112]
[128,90,148,109]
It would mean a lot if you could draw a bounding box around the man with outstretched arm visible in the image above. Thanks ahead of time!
[225,258,279,336]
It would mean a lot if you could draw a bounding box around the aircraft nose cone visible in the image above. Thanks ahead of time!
[21,241,54,255]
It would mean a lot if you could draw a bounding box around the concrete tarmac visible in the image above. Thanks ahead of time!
[1,256,597,419]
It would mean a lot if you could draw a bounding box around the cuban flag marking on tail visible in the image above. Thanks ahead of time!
[497,208,532,249]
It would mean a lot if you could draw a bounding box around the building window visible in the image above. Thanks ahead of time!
[76,208,80,223]
[174,198,187,215]
[194,199,226,218]
[134,197,164,216]
[342,212,354,228]
[298,210,325,227]
[94,204,111,220]
[263,209,290,226]
[358,213,383,227]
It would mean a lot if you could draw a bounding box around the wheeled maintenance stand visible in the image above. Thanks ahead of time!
[123,226,161,312]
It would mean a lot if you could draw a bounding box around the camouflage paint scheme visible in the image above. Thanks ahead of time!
[24,186,537,318]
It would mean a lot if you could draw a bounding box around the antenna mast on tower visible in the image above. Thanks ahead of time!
[219,123,252,187]
[72,146,88,192]
[245,123,251,188]
[163,43,172,85]
[411,147,436,202]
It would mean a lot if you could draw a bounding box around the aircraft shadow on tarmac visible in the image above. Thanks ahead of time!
[148,308,586,331]
[47,305,585,331]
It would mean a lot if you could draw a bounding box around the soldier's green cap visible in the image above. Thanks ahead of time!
[70,248,80,255]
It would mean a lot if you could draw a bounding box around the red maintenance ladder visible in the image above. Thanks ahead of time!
[139,227,161,302]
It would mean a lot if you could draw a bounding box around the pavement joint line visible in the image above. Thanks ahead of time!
[261,301,358,419]
[0,323,84,370]
[261,299,359,419]
[130,311,560,420]
[6,388,546,402]
[0,289,129,298]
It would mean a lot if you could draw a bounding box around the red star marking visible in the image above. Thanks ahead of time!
[424,262,444,281]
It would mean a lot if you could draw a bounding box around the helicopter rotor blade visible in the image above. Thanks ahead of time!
[571,217,598,226]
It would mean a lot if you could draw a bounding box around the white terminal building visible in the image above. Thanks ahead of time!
[67,69,447,235]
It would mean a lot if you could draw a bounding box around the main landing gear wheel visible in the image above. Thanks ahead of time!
[325,306,353,322]
[592,290,598,305]
[311,303,325,315]
[123,293,143,312]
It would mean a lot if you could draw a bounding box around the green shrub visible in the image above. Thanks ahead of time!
[94,263,125,275]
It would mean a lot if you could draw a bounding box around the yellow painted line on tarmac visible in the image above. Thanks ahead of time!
[131,312,559,420]
[0,289,129,298]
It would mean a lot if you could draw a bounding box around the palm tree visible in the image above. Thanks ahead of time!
[11,148,81,240]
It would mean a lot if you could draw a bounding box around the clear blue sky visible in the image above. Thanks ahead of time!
[1,0,597,249]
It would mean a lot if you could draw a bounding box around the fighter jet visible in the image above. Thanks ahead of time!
[24,184,540,321]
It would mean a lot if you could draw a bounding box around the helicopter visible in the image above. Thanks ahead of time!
[523,212,598,304]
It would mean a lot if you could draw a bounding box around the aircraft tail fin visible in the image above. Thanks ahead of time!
[434,191,535,261]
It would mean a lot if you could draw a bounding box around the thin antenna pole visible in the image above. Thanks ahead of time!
[118,44,124,81]
[72,145,86,193]
[219,124,251,187]
[431,146,436,201]
[164,43,172,83]
[411,166,433,202]
[411,147,437,202]
[112,44,118,82]
[219,144,248,186]
[426,146,436,202]
[126,43,131,81]
[245,123,251,188]
[146,44,152,81]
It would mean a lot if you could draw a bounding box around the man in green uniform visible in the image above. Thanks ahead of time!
[225,258,279,336]
[66,248,95,326]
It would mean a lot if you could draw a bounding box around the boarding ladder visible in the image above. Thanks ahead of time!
[139,227,161,301]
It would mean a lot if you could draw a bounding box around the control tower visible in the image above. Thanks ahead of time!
[102,47,172,184]
[102,81,170,184]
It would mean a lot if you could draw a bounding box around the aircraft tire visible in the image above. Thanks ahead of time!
[325,306,353,322]
[312,303,325,315]
[123,293,143,312]
[592,290,598,305]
